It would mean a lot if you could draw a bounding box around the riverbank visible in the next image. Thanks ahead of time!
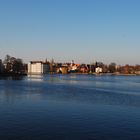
[0,73,27,77]
[27,72,140,76]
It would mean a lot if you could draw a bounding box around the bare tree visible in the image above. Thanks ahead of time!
[3,55,24,74]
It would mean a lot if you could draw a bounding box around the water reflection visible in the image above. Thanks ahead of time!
[0,75,140,140]
[27,74,43,82]
[0,76,25,80]
[0,75,140,106]
[0,75,140,107]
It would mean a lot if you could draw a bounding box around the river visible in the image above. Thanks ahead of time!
[0,74,140,140]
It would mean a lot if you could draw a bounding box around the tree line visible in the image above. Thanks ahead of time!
[0,55,27,75]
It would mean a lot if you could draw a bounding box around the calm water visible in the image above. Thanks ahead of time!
[0,74,140,140]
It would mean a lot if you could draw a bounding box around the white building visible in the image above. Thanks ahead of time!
[28,61,50,74]
[95,67,103,73]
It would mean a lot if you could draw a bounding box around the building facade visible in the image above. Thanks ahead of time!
[95,67,103,73]
[28,61,50,74]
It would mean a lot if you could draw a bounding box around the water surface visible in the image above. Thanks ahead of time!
[0,74,140,140]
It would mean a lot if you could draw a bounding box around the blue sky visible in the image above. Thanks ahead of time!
[0,0,140,64]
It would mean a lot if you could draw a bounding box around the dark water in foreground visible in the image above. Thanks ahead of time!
[0,74,140,140]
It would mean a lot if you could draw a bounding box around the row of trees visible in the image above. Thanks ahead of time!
[1,55,26,75]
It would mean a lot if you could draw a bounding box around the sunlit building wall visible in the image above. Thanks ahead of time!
[28,61,49,74]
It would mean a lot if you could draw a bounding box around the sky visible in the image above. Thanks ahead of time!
[0,0,140,65]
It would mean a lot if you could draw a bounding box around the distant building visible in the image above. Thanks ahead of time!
[69,64,79,73]
[135,71,140,75]
[28,61,50,74]
[95,67,103,73]
[80,64,89,73]
[60,67,68,74]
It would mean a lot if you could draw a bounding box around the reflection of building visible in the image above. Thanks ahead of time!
[28,61,50,74]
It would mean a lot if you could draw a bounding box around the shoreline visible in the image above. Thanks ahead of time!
[27,72,140,76]
[0,72,140,77]
[0,73,27,77]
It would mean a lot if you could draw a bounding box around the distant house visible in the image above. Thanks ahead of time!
[95,67,103,73]
[60,66,68,74]
[80,64,89,73]
[28,61,50,74]
[69,64,79,73]
[135,71,140,75]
